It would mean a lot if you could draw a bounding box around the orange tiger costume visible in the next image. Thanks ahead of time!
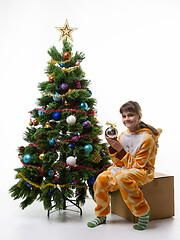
[94,128,160,217]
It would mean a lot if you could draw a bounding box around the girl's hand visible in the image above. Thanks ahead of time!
[105,136,123,152]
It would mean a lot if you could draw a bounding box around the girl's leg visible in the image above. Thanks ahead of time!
[116,169,152,230]
[87,170,118,228]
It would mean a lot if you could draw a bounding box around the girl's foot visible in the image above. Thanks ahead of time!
[87,216,106,228]
[133,211,151,230]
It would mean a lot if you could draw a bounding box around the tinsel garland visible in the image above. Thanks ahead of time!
[17,172,87,190]
[40,89,87,98]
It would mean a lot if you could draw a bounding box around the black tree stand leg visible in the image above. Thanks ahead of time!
[47,193,82,218]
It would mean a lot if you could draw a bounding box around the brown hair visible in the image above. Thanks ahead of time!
[120,101,160,136]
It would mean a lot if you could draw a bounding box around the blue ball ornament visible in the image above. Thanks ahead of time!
[87,90,92,96]
[79,102,88,110]
[53,93,61,102]
[49,140,56,146]
[52,112,61,121]
[69,143,74,149]
[100,152,106,157]
[89,177,96,185]
[23,154,33,164]
[48,169,56,177]
[84,144,93,153]
[59,63,65,67]
[38,110,44,115]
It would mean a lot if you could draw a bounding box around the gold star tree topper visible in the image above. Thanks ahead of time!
[55,19,77,42]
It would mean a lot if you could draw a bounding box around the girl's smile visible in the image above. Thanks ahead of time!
[122,111,141,132]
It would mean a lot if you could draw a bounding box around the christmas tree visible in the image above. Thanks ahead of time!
[9,20,111,213]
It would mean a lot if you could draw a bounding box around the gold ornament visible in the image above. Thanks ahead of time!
[44,122,51,129]
[55,19,77,42]
[93,152,102,164]
[39,153,45,160]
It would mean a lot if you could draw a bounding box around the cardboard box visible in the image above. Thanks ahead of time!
[111,172,174,222]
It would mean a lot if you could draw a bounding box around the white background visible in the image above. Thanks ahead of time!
[0,0,180,239]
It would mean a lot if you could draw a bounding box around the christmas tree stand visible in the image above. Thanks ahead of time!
[47,193,82,218]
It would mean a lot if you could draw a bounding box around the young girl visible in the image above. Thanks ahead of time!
[87,101,162,230]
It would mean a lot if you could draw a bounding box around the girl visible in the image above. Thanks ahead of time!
[87,101,162,230]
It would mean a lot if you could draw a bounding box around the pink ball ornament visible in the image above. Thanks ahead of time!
[75,61,80,66]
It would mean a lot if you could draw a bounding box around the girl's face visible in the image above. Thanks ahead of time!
[121,111,141,132]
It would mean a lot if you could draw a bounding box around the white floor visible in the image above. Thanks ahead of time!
[1,188,179,240]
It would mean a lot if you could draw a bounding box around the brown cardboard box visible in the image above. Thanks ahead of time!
[111,172,174,222]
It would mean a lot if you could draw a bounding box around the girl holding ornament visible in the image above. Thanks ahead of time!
[87,101,162,230]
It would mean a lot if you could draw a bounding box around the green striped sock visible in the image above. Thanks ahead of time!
[133,211,150,230]
[87,216,106,228]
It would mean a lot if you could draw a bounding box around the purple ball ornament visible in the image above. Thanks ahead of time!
[59,83,69,94]
[82,120,91,129]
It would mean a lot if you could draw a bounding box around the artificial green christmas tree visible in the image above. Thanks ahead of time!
[9,20,111,214]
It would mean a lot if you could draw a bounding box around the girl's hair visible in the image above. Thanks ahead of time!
[120,101,160,136]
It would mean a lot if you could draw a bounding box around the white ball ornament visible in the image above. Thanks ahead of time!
[66,156,76,166]
[66,115,76,125]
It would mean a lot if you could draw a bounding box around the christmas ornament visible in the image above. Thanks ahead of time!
[100,152,106,157]
[55,19,77,42]
[69,143,74,149]
[79,102,88,110]
[93,152,102,164]
[82,120,91,129]
[23,154,33,164]
[84,144,93,153]
[63,52,70,59]
[72,179,77,184]
[87,90,92,96]
[52,112,61,121]
[53,93,61,101]
[38,110,44,115]
[59,83,69,94]
[19,146,25,153]
[26,182,32,187]
[105,122,118,139]
[49,140,56,146]
[33,119,38,126]
[29,121,33,126]
[44,122,51,128]
[76,79,81,89]
[90,110,96,116]
[75,61,80,66]
[49,76,54,83]
[88,177,96,185]
[66,156,76,166]
[59,62,65,67]
[66,115,76,125]
[48,169,56,177]
[48,189,53,195]
[39,153,45,160]
[72,136,79,142]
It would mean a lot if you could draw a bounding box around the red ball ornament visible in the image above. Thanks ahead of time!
[63,52,70,59]
[49,76,54,83]
[33,119,38,126]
